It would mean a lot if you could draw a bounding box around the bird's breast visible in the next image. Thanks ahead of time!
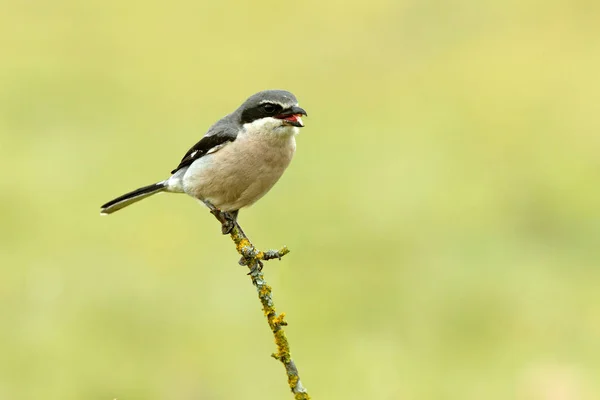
[182,131,296,211]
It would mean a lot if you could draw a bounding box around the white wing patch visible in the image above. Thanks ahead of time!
[206,142,230,155]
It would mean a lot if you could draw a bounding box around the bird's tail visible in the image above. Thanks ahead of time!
[100,182,167,215]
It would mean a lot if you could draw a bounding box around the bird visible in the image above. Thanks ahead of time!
[100,89,307,234]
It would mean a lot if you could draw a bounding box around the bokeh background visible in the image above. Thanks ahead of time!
[1,1,599,399]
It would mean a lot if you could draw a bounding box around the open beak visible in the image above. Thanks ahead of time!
[275,106,308,127]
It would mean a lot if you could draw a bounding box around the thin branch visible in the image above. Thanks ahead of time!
[212,213,311,399]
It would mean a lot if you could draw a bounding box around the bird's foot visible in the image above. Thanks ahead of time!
[209,209,237,235]
[220,212,236,235]
[206,203,238,235]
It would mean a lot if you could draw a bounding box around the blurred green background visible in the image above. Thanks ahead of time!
[1,1,599,399]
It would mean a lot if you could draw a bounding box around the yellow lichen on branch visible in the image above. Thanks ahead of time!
[218,219,310,399]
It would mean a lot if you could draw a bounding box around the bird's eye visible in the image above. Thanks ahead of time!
[262,103,277,114]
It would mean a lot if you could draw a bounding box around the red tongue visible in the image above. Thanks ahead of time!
[284,115,300,123]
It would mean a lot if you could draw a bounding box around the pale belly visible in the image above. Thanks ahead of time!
[181,133,296,211]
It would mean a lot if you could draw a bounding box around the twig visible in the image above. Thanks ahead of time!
[212,214,311,399]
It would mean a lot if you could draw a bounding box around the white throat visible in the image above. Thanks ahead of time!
[242,117,300,139]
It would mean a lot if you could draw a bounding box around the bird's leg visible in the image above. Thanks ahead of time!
[204,201,239,235]
[219,211,237,235]
[227,210,247,237]
[204,201,230,234]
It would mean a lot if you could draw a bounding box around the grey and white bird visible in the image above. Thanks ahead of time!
[100,89,307,233]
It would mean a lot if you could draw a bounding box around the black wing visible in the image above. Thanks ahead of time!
[170,119,239,174]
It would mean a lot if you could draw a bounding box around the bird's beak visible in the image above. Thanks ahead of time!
[275,106,308,127]
[288,106,308,117]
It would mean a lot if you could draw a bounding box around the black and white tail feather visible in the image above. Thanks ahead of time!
[100,108,241,215]
[100,182,167,215]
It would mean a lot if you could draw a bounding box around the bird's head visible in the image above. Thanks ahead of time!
[238,90,307,136]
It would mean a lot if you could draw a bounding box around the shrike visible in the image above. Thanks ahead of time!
[100,89,307,233]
